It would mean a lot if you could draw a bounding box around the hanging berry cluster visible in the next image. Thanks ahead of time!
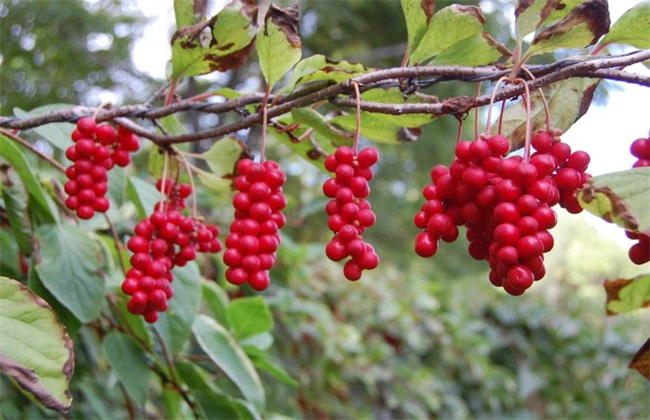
[122,179,222,323]
[322,146,380,280]
[64,117,140,219]
[414,130,592,295]
[223,158,287,291]
[625,136,649,265]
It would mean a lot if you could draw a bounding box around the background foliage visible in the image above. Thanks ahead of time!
[0,0,648,419]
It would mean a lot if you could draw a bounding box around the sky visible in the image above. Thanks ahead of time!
[128,0,649,244]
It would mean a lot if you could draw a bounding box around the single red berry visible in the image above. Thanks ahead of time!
[357,147,379,168]
[76,117,97,136]
[415,232,438,258]
[507,265,534,291]
[343,260,362,281]
[630,138,650,159]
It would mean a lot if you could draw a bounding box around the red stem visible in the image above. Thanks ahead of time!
[351,81,362,154]
[259,84,272,162]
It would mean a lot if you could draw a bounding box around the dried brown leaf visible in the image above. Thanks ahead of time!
[533,0,610,47]
[580,185,639,231]
[264,3,301,49]
[629,338,650,380]
[604,278,634,315]
[482,32,513,57]
[420,0,435,25]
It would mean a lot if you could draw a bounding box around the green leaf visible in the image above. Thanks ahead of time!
[27,268,81,338]
[283,54,371,93]
[195,167,231,192]
[210,5,258,58]
[291,107,350,146]
[103,331,151,406]
[256,3,302,89]
[401,0,435,58]
[148,146,181,179]
[126,176,159,221]
[270,115,331,173]
[200,137,245,177]
[192,314,265,410]
[240,332,273,351]
[162,386,184,420]
[202,281,231,328]
[0,230,21,279]
[245,347,297,386]
[599,1,650,49]
[226,297,274,341]
[514,0,582,40]
[527,0,610,57]
[171,1,258,79]
[154,262,202,355]
[499,77,599,151]
[34,224,105,323]
[357,88,437,127]
[0,134,57,224]
[330,113,421,144]
[0,276,74,415]
[515,0,546,40]
[174,0,199,28]
[1,167,33,255]
[605,275,650,315]
[13,105,75,151]
[158,114,187,136]
[176,360,260,420]
[408,4,486,65]
[577,167,650,233]
[431,32,510,66]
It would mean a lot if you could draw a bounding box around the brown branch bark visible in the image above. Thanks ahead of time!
[0,49,648,146]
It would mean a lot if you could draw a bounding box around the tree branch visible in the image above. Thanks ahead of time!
[1,50,648,146]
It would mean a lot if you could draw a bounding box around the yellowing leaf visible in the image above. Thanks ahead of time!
[257,3,302,90]
[408,4,486,65]
[527,0,610,56]
[599,1,650,49]
[577,167,650,233]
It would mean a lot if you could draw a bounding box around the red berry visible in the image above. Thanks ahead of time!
[415,232,438,258]
[357,147,379,168]
[507,265,534,291]
[630,138,650,159]
[76,117,97,136]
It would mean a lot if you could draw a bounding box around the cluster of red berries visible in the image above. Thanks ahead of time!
[64,117,140,219]
[322,146,380,280]
[223,159,287,291]
[121,179,222,323]
[414,130,591,295]
[625,137,649,265]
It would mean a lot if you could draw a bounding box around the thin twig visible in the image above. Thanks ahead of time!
[104,214,127,274]
[0,128,66,173]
